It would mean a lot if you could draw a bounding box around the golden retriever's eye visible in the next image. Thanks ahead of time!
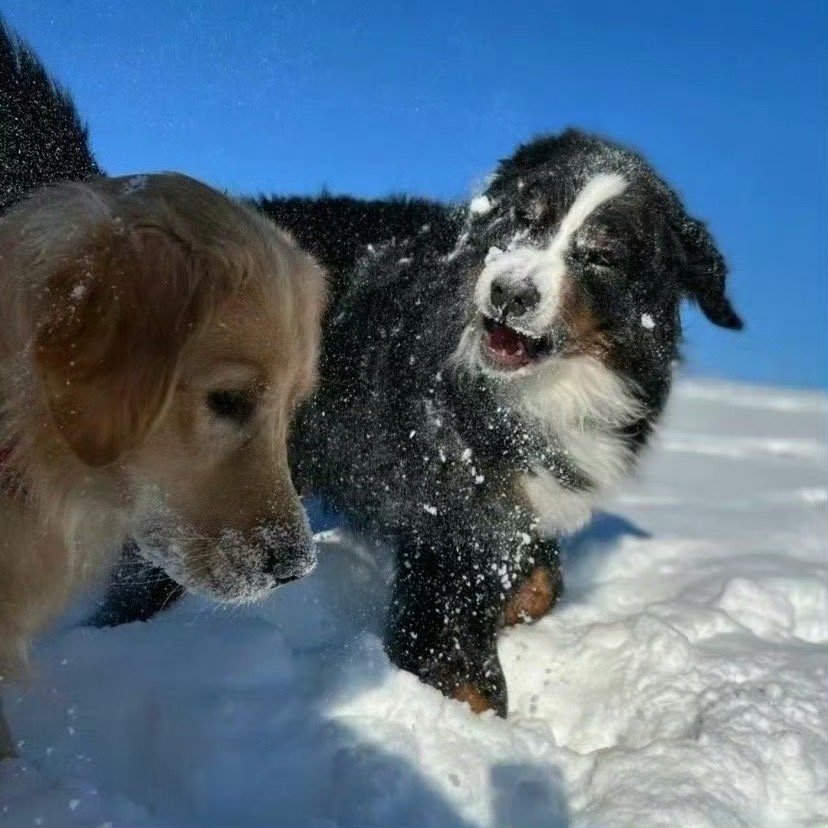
[206,390,256,424]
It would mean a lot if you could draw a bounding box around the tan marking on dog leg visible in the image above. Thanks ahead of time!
[453,683,496,714]
[503,566,561,627]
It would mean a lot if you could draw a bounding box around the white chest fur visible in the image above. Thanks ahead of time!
[516,355,643,535]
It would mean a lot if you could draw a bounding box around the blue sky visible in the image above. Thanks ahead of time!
[4,0,825,388]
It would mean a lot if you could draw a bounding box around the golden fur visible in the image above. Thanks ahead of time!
[0,173,325,754]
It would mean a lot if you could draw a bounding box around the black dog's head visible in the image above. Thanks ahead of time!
[457,129,742,384]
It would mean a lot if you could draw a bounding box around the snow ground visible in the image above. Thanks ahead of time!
[1,379,826,828]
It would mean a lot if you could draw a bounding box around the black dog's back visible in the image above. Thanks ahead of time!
[256,194,461,304]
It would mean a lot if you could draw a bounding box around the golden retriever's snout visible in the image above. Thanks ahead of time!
[204,491,318,601]
[199,521,317,603]
[257,525,317,584]
[133,501,318,604]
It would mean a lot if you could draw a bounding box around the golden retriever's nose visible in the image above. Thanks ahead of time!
[261,532,317,585]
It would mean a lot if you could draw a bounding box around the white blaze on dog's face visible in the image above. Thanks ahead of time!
[9,173,326,603]
[471,173,628,374]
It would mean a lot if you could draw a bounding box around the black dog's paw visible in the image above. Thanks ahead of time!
[386,624,508,716]
[502,565,562,628]
[444,652,508,717]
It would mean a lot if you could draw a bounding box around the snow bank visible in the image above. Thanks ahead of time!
[1,379,826,827]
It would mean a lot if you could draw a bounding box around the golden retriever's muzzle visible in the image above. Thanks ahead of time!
[130,483,318,604]
[206,519,317,599]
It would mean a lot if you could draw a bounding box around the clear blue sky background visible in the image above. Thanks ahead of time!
[4,0,825,388]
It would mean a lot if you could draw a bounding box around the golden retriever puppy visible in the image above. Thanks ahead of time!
[0,172,326,756]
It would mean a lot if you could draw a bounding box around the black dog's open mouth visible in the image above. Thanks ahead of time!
[481,316,554,370]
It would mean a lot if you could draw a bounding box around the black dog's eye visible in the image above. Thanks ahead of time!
[576,230,626,272]
[583,249,619,270]
[207,390,256,424]
[517,199,545,223]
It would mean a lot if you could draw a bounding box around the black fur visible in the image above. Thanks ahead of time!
[255,194,463,307]
[0,19,100,212]
[87,542,184,628]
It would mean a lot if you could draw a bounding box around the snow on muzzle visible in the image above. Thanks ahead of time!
[205,518,318,601]
[474,245,570,371]
[134,516,318,605]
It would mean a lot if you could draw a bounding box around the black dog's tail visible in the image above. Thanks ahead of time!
[0,18,100,213]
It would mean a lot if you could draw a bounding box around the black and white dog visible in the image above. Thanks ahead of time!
[287,130,743,713]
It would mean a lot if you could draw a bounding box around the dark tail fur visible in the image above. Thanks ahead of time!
[0,18,100,213]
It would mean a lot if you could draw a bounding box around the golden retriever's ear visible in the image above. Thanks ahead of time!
[35,222,207,466]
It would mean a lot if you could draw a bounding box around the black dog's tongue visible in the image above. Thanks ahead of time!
[484,322,533,368]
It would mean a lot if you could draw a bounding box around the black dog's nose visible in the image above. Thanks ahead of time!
[490,278,540,318]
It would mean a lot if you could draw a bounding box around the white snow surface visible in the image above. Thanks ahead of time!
[1,379,826,828]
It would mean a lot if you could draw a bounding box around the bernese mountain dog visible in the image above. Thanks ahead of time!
[286,130,743,714]
[97,131,742,714]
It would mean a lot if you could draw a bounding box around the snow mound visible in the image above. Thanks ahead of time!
[2,379,826,828]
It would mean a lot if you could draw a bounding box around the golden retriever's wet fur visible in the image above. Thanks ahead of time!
[0,173,325,754]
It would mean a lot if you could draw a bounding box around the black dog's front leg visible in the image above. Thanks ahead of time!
[386,539,507,715]
[501,537,562,628]
[0,702,16,760]
[88,541,182,628]
[385,527,561,716]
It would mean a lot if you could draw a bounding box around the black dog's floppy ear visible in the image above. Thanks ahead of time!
[674,217,744,330]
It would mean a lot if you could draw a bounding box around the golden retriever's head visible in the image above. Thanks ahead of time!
[0,173,326,602]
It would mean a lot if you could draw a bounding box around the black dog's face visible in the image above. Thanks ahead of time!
[457,131,742,381]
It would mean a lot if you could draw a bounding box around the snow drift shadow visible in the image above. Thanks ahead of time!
[560,510,650,600]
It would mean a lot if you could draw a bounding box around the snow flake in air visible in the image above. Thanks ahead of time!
[122,175,148,195]
[469,195,493,215]
[485,246,504,264]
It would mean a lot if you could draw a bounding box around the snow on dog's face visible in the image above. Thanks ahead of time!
[11,173,326,603]
[459,130,742,383]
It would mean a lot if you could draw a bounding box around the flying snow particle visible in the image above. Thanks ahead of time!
[469,195,493,215]
[641,313,656,330]
[122,175,148,195]
[485,246,504,264]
